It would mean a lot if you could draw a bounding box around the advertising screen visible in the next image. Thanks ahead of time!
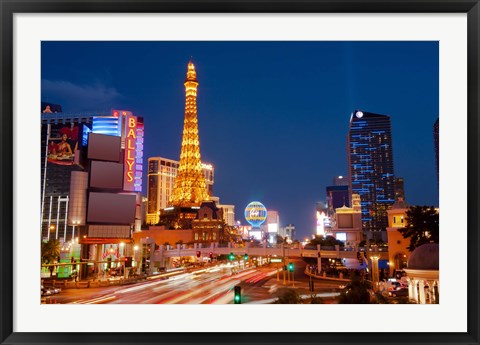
[47,123,80,166]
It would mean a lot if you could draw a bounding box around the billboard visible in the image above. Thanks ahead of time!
[47,124,80,166]
[123,114,138,191]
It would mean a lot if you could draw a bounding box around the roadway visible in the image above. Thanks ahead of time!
[46,261,342,305]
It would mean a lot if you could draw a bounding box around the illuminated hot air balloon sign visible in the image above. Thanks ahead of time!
[244,201,267,228]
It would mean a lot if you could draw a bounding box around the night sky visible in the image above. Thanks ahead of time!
[41,41,439,239]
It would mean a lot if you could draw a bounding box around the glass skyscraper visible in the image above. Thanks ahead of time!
[433,118,439,185]
[347,110,395,240]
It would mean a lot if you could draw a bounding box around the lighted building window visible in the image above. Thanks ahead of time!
[195,233,198,240]
[393,215,404,227]
[212,232,216,240]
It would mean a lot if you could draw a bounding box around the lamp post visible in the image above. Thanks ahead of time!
[71,221,78,241]
[371,254,380,290]
[282,238,286,285]
[49,224,56,241]
[133,245,139,274]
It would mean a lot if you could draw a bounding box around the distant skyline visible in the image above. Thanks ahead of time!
[41,41,439,238]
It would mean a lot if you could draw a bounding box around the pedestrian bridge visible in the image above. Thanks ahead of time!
[149,242,389,264]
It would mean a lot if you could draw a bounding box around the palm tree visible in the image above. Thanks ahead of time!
[41,239,60,277]
[398,206,439,251]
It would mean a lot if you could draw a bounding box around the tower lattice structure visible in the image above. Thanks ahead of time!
[169,61,210,207]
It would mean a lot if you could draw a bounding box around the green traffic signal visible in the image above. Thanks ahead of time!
[234,285,241,304]
[228,253,234,261]
[244,254,248,261]
[288,262,294,272]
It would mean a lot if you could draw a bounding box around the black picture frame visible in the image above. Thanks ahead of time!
[1,1,479,344]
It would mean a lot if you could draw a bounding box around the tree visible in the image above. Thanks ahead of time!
[338,276,371,304]
[273,288,303,304]
[305,235,344,249]
[398,206,439,251]
[41,239,60,277]
[275,235,285,244]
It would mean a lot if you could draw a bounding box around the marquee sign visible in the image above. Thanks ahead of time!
[123,114,137,191]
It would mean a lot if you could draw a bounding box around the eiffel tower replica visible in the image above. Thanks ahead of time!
[160,60,210,229]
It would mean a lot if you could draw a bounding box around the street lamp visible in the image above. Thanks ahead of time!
[371,254,380,286]
[49,224,56,241]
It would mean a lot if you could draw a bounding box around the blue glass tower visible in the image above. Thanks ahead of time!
[347,110,395,239]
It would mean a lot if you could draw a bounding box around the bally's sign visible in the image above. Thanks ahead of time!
[123,114,137,191]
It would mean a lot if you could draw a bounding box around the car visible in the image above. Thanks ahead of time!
[41,287,51,296]
[49,287,61,294]
[388,287,408,297]
[42,285,61,295]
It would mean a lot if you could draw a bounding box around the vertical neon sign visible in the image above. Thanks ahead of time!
[124,114,137,191]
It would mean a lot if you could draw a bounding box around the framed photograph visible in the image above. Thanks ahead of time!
[1,1,479,344]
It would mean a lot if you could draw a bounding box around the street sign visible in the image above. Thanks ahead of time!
[271,258,282,263]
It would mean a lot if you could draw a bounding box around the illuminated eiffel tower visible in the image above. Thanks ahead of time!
[169,60,210,207]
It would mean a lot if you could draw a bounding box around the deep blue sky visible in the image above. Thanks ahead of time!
[41,41,439,239]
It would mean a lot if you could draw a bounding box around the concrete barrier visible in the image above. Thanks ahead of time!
[65,281,77,289]
[89,281,100,288]
[304,269,349,283]
[77,281,89,288]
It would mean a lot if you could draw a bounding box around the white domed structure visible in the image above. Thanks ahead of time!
[404,243,439,304]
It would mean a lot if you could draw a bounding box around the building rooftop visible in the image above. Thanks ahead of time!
[407,243,439,270]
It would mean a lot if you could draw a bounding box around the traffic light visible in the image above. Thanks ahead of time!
[196,251,201,258]
[234,285,241,304]
[244,253,248,261]
[125,256,133,268]
[288,262,294,272]
[228,252,234,261]
[209,252,213,260]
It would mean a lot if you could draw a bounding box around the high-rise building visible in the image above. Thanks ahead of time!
[394,177,405,202]
[279,224,296,242]
[218,204,235,226]
[146,157,214,224]
[169,61,210,207]
[326,185,350,216]
[347,110,395,240]
[41,111,100,242]
[433,118,439,184]
[333,175,349,186]
[264,210,280,243]
[41,110,144,241]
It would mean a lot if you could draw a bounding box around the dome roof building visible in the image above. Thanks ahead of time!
[407,243,439,270]
[404,243,439,304]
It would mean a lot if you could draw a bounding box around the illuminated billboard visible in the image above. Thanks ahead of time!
[86,110,143,192]
[316,211,327,236]
[123,114,138,191]
[47,124,80,165]
[244,201,267,228]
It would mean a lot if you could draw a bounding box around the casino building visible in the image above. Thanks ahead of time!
[41,108,144,243]
[347,110,396,241]
[146,156,214,225]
